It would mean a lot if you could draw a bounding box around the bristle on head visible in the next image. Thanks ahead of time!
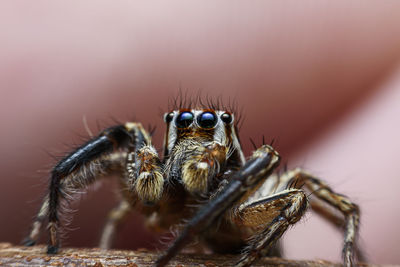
[167,90,242,126]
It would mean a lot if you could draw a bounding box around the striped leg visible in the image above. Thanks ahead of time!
[279,168,360,267]
[99,199,131,249]
[234,189,308,267]
[23,194,49,246]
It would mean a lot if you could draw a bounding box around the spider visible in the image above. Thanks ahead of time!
[24,98,361,267]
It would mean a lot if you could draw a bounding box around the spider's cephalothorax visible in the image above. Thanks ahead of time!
[24,105,362,267]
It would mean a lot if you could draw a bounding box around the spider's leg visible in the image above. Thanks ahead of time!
[233,189,308,267]
[278,168,361,267]
[22,194,49,246]
[23,151,128,249]
[99,199,131,249]
[155,145,280,267]
[24,123,151,254]
[306,200,366,261]
[23,150,126,249]
[97,143,163,248]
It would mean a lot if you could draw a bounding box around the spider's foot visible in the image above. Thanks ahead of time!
[22,238,36,247]
[154,254,170,267]
[47,245,59,254]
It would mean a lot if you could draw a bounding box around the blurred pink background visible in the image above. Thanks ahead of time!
[1,1,400,265]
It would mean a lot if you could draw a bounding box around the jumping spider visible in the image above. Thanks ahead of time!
[24,100,360,267]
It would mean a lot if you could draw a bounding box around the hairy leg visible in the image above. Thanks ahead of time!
[23,194,49,246]
[278,168,360,267]
[234,189,308,267]
[24,151,125,249]
[99,199,131,249]
[24,123,152,254]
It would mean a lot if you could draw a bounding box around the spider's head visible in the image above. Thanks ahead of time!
[162,109,245,195]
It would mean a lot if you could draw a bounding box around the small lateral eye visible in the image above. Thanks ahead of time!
[221,112,233,124]
[175,111,194,128]
[197,112,217,128]
[164,112,174,123]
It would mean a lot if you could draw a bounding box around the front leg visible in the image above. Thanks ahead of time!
[254,168,361,266]
[233,189,308,267]
[24,122,151,254]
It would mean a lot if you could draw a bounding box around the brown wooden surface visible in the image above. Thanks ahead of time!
[0,243,394,267]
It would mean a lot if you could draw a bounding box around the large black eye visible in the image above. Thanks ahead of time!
[175,111,194,128]
[164,112,174,123]
[197,112,217,128]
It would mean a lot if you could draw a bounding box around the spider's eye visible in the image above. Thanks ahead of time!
[221,113,233,124]
[175,111,194,128]
[197,112,217,128]
[164,112,174,123]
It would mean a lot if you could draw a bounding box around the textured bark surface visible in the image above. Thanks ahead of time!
[0,243,393,267]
